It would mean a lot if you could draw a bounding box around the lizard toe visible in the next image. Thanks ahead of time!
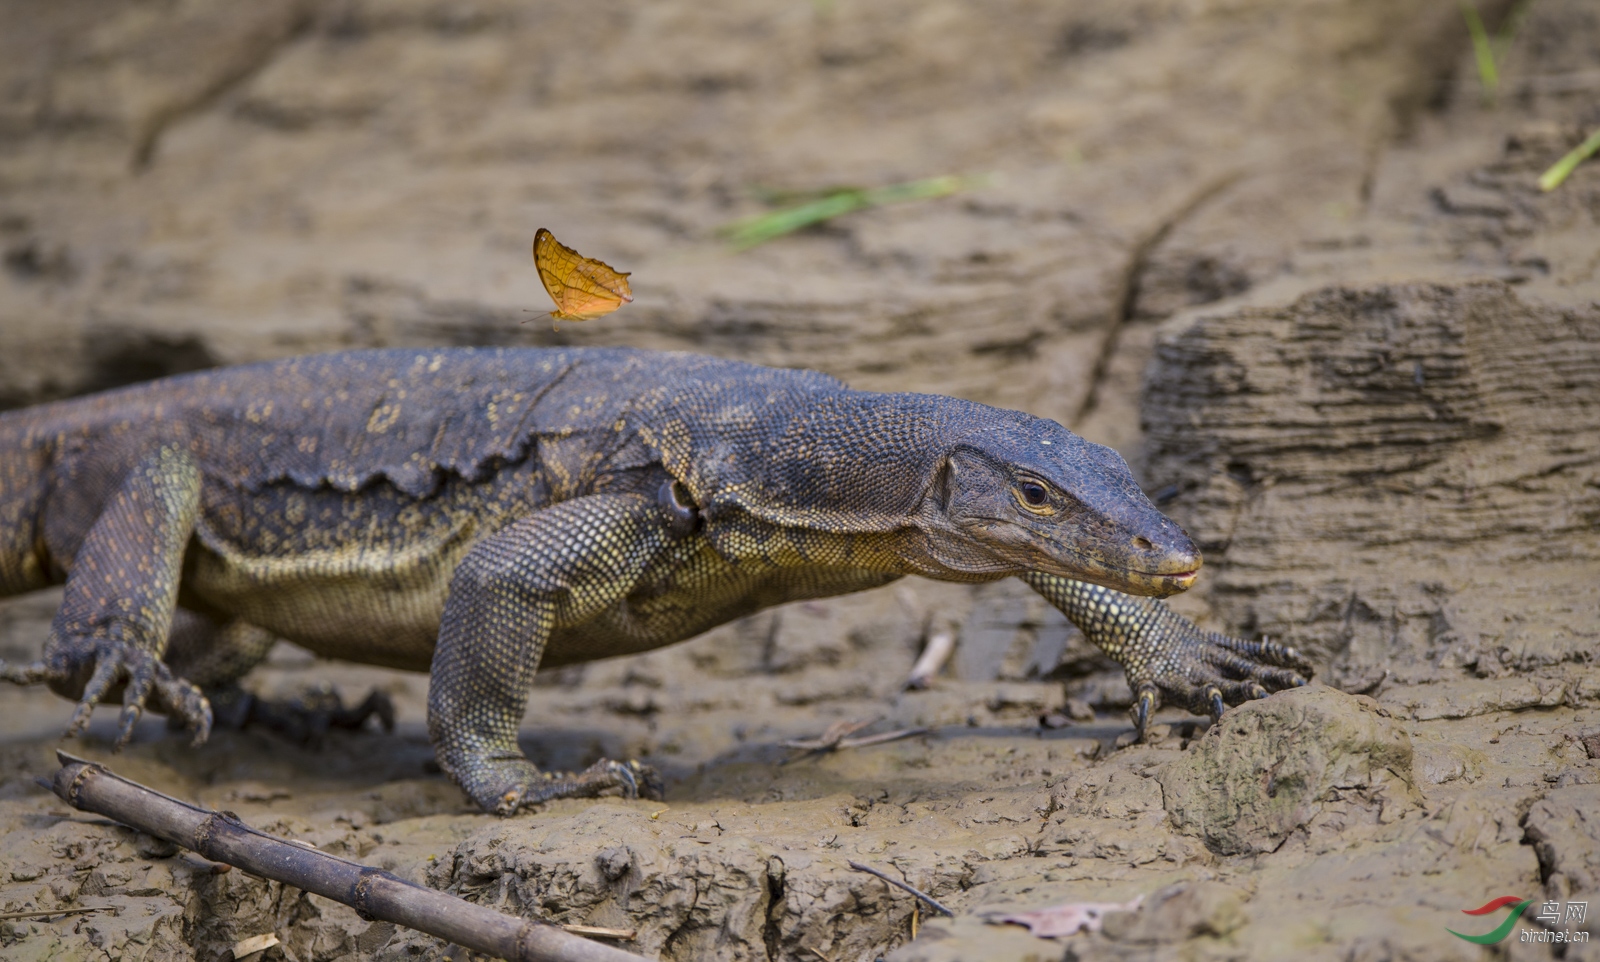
[152,668,212,747]
[601,759,638,799]
[472,757,662,815]
[576,759,666,801]
[1214,634,1315,675]
[629,760,666,801]
[115,661,162,750]
[1130,685,1160,739]
[0,657,50,686]
[1208,687,1226,722]
[65,651,126,739]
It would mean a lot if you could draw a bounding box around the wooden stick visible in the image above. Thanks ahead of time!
[47,751,642,962]
[559,925,635,941]
[0,905,115,921]
[846,860,953,917]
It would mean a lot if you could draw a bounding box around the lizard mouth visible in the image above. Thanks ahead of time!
[1154,568,1200,589]
[961,519,1200,595]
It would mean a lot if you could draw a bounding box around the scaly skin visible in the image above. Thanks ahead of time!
[0,347,1310,813]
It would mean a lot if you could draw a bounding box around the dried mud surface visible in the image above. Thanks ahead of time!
[1,1,1598,960]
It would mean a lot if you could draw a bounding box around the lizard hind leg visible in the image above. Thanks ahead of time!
[165,611,395,746]
[3,445,213,748]
[208,680,397,748]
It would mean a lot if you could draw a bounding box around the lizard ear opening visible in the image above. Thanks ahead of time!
[929,456,959,513]
[658,477,701,537]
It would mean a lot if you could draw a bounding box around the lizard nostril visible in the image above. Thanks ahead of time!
[1132,536,1154,551]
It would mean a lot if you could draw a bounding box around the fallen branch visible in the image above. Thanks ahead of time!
[45,751,642,962]
[847,860,954,917]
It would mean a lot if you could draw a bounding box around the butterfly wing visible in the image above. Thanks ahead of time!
[533,228,633,322]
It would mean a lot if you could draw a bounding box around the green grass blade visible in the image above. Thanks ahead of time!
[1459,1,1498,100]
[1538,128,1600,191]
[720,191,868,249]
[859,174,976,206]
[1492,0,1536,65]
[719,174,989,250]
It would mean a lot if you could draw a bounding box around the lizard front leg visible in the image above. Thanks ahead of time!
[0,444,211,747]
[1024,573,1312,736]
[428,493,677,815]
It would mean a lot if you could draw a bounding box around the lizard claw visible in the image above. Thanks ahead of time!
[1132,685,1159,739]
[610,760,639,799]
[1029,577,1315,741]
[1122,625,1313,733]
[3,637,211,748]
[475,757,665,815]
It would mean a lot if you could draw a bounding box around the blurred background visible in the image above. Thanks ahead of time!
[0,2,1598,958]
[2,0,1590,438]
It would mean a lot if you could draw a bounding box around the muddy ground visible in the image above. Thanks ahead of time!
[1,0,1598,959]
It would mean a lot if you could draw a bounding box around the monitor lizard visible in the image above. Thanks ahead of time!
[0,347,1310,814]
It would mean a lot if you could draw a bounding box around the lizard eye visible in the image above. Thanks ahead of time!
[1014,480,1053,514]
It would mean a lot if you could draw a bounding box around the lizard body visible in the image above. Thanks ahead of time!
[0,347,1309,813]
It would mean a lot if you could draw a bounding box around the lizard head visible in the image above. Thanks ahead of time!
[925,415,1201,597]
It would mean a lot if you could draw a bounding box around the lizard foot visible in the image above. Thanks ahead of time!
[1128,632,1313,740]
[467,758,664,816]
[1,636,212,749]
[200,682,396,748]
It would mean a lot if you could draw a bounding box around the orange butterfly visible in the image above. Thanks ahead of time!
[531,228,633,323]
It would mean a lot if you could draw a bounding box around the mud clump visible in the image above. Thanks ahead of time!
[1099,880,1247,944]
[1159,685,1421,855]
[428,803,940,961]
[1524,785,1600,904]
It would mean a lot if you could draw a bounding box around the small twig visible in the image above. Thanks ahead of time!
[782,719,928,764]
[831,728,929,750]
[847,861,954,917]
[0,905,116,922]
[905,631,956,690]
[1073,171,1242,426]
[783,717,879,751]
[807,947,838,962]
[561,925,636,941]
